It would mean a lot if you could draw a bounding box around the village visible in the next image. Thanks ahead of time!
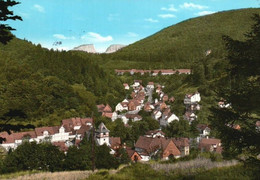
[0,79,226,162]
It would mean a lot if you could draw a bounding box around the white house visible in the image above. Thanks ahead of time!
[166,113,179,124]
[111,112,118,121]
[153,110,162,120]
[115,102,128,112]
[191,92,201,103]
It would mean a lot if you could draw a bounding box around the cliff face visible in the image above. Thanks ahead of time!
[73,44,96,53]
[105,44,126,53]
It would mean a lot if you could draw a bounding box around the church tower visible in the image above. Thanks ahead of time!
[95,122,110,146]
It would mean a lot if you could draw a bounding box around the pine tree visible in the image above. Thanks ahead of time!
[0,0,22,44]
[210,14,260,165]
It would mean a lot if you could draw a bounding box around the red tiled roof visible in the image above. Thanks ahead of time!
[148,82,154,85]
[162,139,181,156]
[109,137,121,148]
[0,132,14,144]
[200,138,221,145]
[35,126,59,136]
[125,114,142,120]
[103,104,112,112]
[172,138,189,148]
[197,124,210,131]
[102,112,113,119]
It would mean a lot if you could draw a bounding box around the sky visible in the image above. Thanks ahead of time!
[7,0,260,52]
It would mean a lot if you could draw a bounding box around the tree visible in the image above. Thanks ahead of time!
[210,14,260,165]
[0,0,22,44]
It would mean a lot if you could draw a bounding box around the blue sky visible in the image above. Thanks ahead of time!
[7,0,260,52]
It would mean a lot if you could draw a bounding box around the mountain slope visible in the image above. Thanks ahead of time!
[104,8,260,69]
[0,39,125,127]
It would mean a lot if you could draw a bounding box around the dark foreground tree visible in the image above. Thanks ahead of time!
[0,0,22,44]
[210,14,260,166]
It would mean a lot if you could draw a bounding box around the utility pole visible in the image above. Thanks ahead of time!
[91,112,95,172]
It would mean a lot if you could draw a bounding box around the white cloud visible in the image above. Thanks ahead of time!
[33,4,45,13]
[158,14,176,18]
[53,34,75,40]
[180,2,208,10]
[196,11,216,16]
[145,18,159,23]
[161,4,178,12]
[81,32,113,43]
[127,32,139,37]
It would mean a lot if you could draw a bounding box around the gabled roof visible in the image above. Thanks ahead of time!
[0,132,14,144]
[96,123,110,133]
[172,138,189,148]
[125,113,142,120]
[35,126,59,136]
[103,104,112,112]
[200,138,221,145]
[62,117,93,128]
[76,125,92,135]
[109,137,121,148]
[197,124,210,131]
[161,139,181,156]
[102,112,113,119]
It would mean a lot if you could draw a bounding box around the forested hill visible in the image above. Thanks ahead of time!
[0,39,125,127]
[103,8,260,69]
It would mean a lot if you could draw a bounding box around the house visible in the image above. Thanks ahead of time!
[0,117,93,151]
[184,92,201,105]
[199,138,222,154]
[132,80,142,89]
[176,69,191,75]
[118,115,129,124]
[162,94,169,102]
[161,139,181,160]
[144,102,154,112]
[152,110,162,120]
[115,102,128,112]
[145,130,165,138]
[135,136,181,161]
[184,112,197,123]
[125,114,142,122]
[197,124,211,138]
[161,69,176,75]
[123,83,130,90]
[172,138,190,156]
[111,112,118,121]
[128,100,142,111]
[109,137,121,154]
[147,82,154,89]
[95,123,110,146]
[126,147,142,162]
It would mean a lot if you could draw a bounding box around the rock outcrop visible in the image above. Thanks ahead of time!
[105,44,126,53]
[73,44,96,53]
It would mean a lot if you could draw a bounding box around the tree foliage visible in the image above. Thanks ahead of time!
[0,0,22,44]
[210,14,260,163]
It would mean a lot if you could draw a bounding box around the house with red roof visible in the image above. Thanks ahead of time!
[199,138,222,154]
[0,117,93,151]
[135,135,182,161]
